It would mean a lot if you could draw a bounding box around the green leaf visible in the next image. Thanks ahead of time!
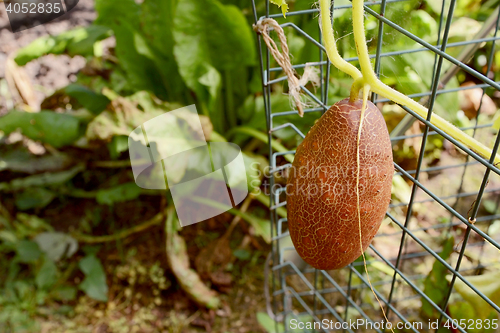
[173,0,256,117]
[447,270,500,320]
[34,232,79,262]
[15,187,55,210]
[14,26,111,66]
[257,312,284,333]
[36,257,58,290]
[2,165,84,192]
[0,148,72,174]
[95,0,169,98]
[140,0,178,58]
[95,0,140,27]
[269,0,288,17]
[483,200,499,214]
[421,236,454,319]
[140,0,187,101]
[64,84,110,114]
[243,152,265,192]
[78,254,108,302]
[173,0,255,71]
[0,111,82,148]
[107,135,129,159]
[96,182,142,205]
[233,249,251,260]
[52,286,77,302]
[15,240,42,263]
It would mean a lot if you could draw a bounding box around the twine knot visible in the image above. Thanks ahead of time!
[253,18,319,117]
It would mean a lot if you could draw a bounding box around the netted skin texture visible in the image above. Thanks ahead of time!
[286,98,393,270]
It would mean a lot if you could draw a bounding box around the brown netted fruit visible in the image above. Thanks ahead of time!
[286,98,393,270]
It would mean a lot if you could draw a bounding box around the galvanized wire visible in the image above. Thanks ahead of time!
[252,0,500,332]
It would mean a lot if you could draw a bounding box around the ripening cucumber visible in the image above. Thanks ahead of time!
[286,98,393,270]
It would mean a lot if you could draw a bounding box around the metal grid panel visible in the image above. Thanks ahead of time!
[252,0,500,331]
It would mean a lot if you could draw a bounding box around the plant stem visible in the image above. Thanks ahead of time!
[318,0,500,165]
[72,212,164,243]
[319,0,362,81]
[227,126,294,163]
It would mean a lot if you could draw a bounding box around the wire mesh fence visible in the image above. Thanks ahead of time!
[252,0,500,332]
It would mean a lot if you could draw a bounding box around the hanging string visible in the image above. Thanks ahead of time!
[253,18,319,117]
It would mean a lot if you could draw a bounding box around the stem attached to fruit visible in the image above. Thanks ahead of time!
[319,0,500,165]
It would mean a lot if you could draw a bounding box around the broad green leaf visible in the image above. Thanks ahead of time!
[116,23,168,97]
[0,148,72,174]
[15,188,55,210]
[36,257,58,290]
[34,232,78,262]
[2,165,84,191]
[269,0,288,17]
[15,240,42,263]
[173,0,255,71]
[421,236,454,319]
[173,0,256,119]
[96,182,142,205]
[0,111,82,148]
[78,254,108,302]
[64,84,110,114]
[14,26,111,66]
[95,0,140,27]
[141,0,178,58]
[95,0,168,98]
[140,0,187,101]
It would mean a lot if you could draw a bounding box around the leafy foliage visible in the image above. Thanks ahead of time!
[0,111,82,148]
[1,0,500,330]
[78,254,109,302]
[14,26,112,66]
[269,0,288,17]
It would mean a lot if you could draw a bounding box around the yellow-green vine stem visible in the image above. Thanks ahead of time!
[351,0,500,165]
[319,0,500,165]
[319,0,362,81]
